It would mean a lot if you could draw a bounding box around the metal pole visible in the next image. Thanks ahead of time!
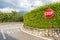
[48,19,50,36]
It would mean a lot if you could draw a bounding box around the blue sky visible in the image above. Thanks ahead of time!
[0,0,60,13]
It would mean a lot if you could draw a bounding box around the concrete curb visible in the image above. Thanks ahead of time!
[20,26,54,40]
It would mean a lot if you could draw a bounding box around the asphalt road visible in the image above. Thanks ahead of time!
[0,23,44,40]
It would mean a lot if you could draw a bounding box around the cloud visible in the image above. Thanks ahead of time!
[0,0,60,13]
[45,0,60,3]
[19,0,43,7]
[3,0,17,5]
[19,0,43,11]
[51,0,60,2]
[33,0,43,6]
[0,7,19,13]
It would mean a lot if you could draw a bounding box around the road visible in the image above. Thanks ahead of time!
[0,23,44,40]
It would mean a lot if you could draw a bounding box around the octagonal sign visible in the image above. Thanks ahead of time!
[44,9,54,19]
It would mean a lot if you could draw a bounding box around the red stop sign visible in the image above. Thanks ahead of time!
[44,9,54,19]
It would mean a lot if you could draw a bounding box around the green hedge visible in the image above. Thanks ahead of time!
[24,2,60,29]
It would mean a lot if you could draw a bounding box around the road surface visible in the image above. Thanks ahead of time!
[0,23,44,40]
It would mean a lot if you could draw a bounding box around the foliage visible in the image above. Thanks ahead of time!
[0,11,23,22]
[24,2,60,28]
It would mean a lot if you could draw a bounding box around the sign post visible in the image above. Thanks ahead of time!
[44,8,54,36]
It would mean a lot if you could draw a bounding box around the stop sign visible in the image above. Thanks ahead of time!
[44,9,54,19]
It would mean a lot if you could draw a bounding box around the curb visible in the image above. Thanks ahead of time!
[20,26,54,40]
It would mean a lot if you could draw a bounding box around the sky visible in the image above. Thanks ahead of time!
[0,0,60,13]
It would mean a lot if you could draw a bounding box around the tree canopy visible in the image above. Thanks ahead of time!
[0,11,23,22]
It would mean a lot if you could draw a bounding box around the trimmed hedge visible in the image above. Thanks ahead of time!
[24,2,60,28]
